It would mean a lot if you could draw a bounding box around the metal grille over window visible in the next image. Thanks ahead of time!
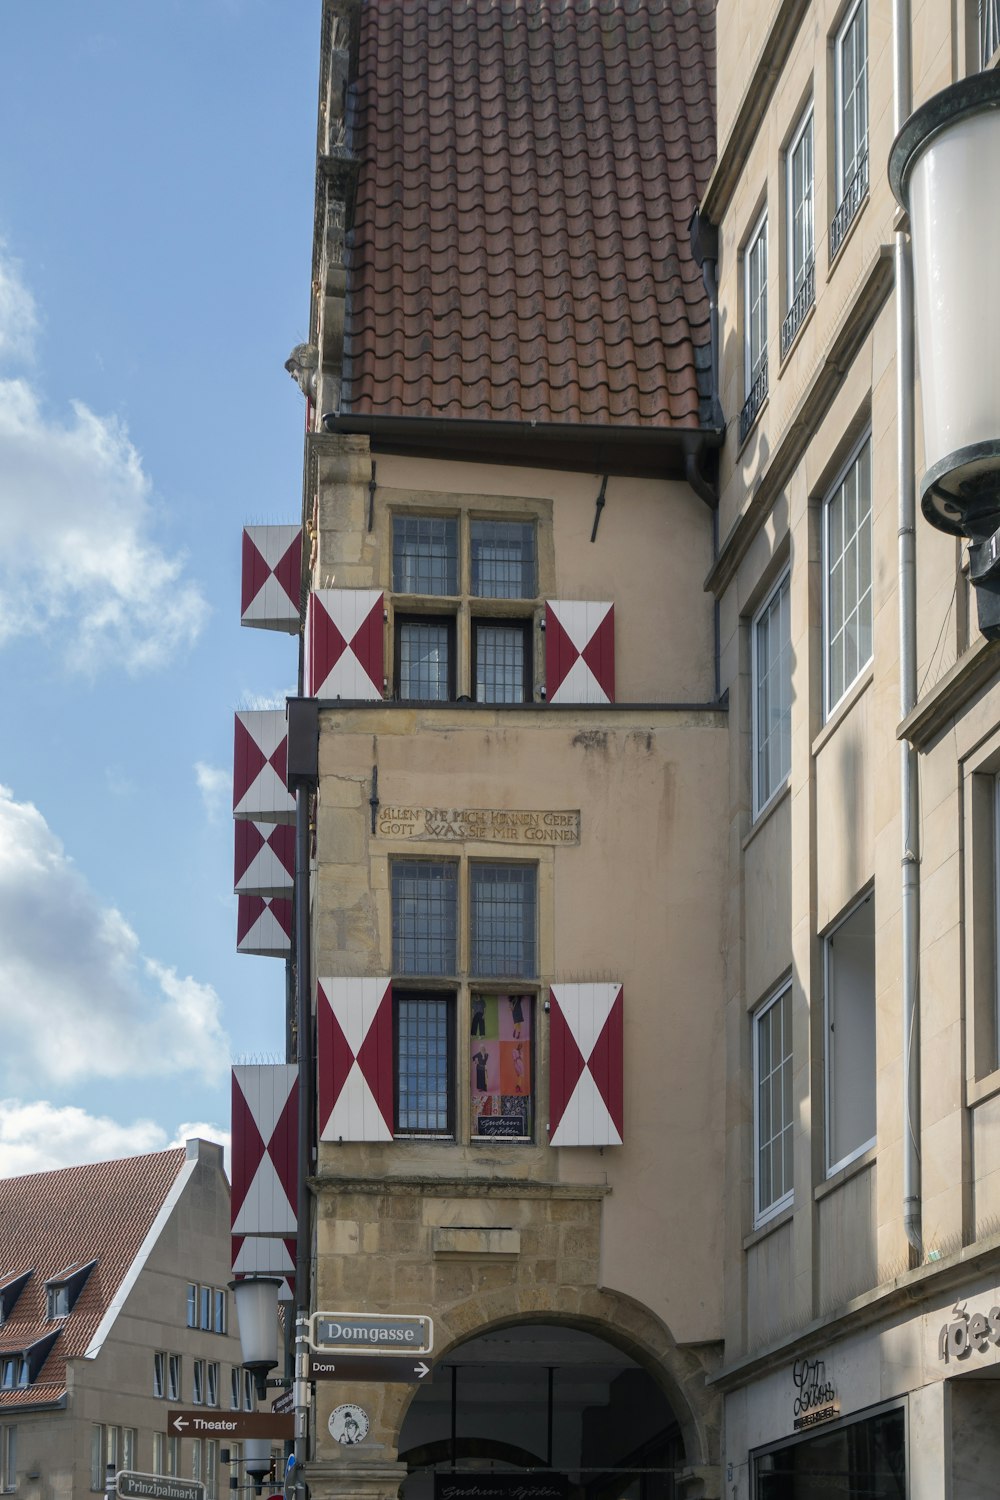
[392,515,458,595]
[470,864,537,977]
[397,995,451,1132]
[471,520,536,598]
[475,622,528,703]
[392,862,458,975]
[782,109,814,356]
[740,358,769,445]
[399,620,451,700]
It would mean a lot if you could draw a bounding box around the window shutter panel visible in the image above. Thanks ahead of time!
[306,590,384,699]
[317,978,394,1141]
[233,711,295,823]
[236,895,292,956]
[241,526,302,632]
[545,602,615,703]
[548,983,623,1146]
[230,1065,298,1237]
[234,820,295,896]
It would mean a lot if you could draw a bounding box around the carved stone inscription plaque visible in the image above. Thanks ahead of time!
[377,807,581,845]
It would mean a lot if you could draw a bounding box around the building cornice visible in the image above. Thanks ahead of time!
[705,246,895,598]
[699,0,810,223]
[310,1174,610,1200]
[898,634,1000,748]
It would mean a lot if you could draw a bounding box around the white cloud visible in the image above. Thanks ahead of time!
[0,1099,166,1177]
[0,250,208,674]
[0,1101,232,1179]
[0,786,230,1087]
[195,762,230,823]
[239,688,296,712]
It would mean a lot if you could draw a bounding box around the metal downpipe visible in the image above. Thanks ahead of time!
[293,783,313,1484]
[894,0,922,1260]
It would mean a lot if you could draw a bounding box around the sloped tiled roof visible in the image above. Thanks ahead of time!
[0,1148,186,1409]
[342,0,716,429]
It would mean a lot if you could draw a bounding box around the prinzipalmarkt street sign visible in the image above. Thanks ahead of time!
[117,1473,205,1500]
[167,1411,293,1441]
[310,1311,433,1354]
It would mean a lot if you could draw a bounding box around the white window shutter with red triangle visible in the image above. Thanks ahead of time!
[241,525,302,632]
[231,1065,298,1237]
[234,820,295,897]
[317,978,394,1142]
[231,1235,295,1301]
[545,602,615,703]
[548,983,624,1146]
[233,710,295,823]
[236,895,292,957]
[306,590,384,699]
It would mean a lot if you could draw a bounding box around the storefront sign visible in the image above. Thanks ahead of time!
[791,1357,839,1429]
[435,1476,568,1500]
[377,807,580,845]
[937,1301,1000,1362]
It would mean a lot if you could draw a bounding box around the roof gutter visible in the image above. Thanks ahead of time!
[321,410,722,495]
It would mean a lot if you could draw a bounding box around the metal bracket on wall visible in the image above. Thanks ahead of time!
[370,765,379,833]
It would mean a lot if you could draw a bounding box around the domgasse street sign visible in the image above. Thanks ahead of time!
[310,1311,433,1354]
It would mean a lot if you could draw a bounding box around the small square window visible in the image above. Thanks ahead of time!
[470,864,537,978]
[46,1286,69,1319]
[473,620,531,703]
[391,861,458,976]
[392,515,458,596]
[471,520,536,598]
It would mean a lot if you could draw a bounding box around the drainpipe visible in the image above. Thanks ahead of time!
[894,0,922,1260]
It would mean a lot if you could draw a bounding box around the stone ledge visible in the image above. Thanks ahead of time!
[432,1226,520,1258]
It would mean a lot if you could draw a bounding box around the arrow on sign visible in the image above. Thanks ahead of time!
[171,1416,189,1432]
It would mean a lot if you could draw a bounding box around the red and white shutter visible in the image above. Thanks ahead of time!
[241,525,302,632]
[317,978,394,1142]
[231,1235,295,1300]
[237,895,292,957]
[549,983,624,1146]
[545,601,615,703]
[235,821,295,897]
[231,1065,298,1237]
[305,589,383,699]
[233,710,295,823]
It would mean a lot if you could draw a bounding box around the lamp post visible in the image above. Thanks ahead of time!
[230,1277,281,1401]
[889,70,1000,636]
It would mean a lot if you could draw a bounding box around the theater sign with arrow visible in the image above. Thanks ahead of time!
[167,1411,293,1441]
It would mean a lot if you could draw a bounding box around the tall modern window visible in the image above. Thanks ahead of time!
[470,864,537,978]
[470,520,535,598]
[392,515,458,595]
[832,0,868,256]
[753,983,794,1225]
[783,108,814,354]
[824,435,872,715]
[825,891,876,1174]
[391,861,458,976]
[741,210,768,441]
[752,569,791,815]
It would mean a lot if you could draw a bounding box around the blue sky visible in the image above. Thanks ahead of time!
[0,2,318,1173]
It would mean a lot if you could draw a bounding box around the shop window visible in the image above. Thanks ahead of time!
[391,861,458,976]
[753,983,794,1224]
[470,993,534,1140]
[824,434,872,716]
[755,1403,904,1496]
[470,863,537,977]
[831,0,869,258]
[825,891,876,1174]
[395,990,454,1136]
[395,615,455,700]
[752,568,791,815]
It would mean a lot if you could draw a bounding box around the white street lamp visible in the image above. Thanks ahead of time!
[890,70,1000,634]
[229,1277,281,1400]
[243,1437,273,1495]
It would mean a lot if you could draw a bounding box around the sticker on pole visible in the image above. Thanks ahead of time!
[328,1403,370,1445]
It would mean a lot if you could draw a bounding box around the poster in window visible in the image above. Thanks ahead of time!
[470,994,533,1139]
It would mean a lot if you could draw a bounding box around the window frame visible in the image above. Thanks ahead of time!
[193,1358,205,1405]
[186,1283,198,1329]
[392,513,459,598]
[469,863,538,979]
[153,1350,165,1400]
[824,889,877,1176]
[834,0,869,204]
[743,206,769,393]
[213,1289,227,1334]
[470,518,537,600]
[393,987,456,1138]
[751,567,792,818]
[471,617,532,704]
[786,106,814,306]
[823,431,873,719]
[207,1361,220,1407]
[394,612,456,702]
[391,859,459,977]
[752,981,795,1226]
[167,1352,181,1403]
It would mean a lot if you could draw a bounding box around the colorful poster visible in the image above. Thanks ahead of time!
[470,993,533,1140]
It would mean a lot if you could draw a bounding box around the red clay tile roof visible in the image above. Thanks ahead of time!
[342,0,716,429]
[0,1148,186,1409]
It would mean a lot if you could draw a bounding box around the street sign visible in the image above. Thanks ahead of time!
[117,1472,205,1500]
[311,1310,433,1354]
[271,1389,295,1415]
[309,1353,433,1383]
[167,1411,293,1441]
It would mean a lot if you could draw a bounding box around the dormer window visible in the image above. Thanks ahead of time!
[45,1259,96,1320]
[0,1333,58,1389]
[0,1270,32,1326]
